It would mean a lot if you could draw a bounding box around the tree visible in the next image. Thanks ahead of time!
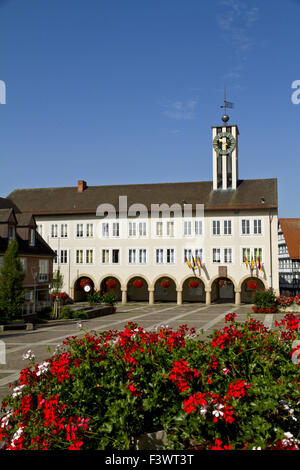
[51,269,64,295]
[0,239,25,321]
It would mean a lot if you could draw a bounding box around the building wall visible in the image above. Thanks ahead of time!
[35,207,279,303]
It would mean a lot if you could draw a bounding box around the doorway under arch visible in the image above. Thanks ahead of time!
[182,277,205,303]
[127,277,149,302]
[74,276,95,302]
[154,277,177,302]
[241,277,265,303]
[211,277,235,303]
[100,276,122,301]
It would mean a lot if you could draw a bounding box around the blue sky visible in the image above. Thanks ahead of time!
[0,0,299,217]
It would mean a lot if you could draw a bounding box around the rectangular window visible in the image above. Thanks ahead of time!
[195,249,203,262]
[39,259,49,282]
[112,222,119,238]
[167,221,174,237]
[86,223,94,238]
[212,220,221,235]
[60,224,68,238]
[254,248,263,263]
[129,249,136,264]
[195,220,202,236]
[166,249,175,264]
[242,248,251,263]
[139,222,147,237]
[128,222,136,237]
[254,219,262,235]
[102,249,109,264]
[86,249,93,264]
[156,221,163,237]
[224,248,232,263]
[156,249,164,264]
[184,249,193,263]
[139,249,147,264]
[29,229,35,246]
[224,220,232,235]
[212,248,221,263]
[20,258,27,274]
[60,250,68,264]
[112,249,119,264]
[184,221,192,236]
[76,249,83,264]
[242,219,250,235]
[54,250,58,264]
[51,224,58,238]
[8,225,15,241]
[76,224,84,238]
[102,223,109,238]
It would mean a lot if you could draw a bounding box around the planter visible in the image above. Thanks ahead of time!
[252,306,277,313]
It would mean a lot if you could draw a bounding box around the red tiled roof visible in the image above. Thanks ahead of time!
[279,218,300,260]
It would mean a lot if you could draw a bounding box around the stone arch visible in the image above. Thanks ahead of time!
[152,274,178,303]
[150,273,179,291]
[126,275,150,302]
[99,275,122,301]
[240,276,267,304]
[181,276,206,303]
[210,275,237,303]
[237,274,268,292]
[72,274,96,302]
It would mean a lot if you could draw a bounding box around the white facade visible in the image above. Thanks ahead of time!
[35,207,279,304]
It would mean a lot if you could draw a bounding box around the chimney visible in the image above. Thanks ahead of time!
[77,180,87,193]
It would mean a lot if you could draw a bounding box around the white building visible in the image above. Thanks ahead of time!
[7,119,279,305]
[278,219,300,295]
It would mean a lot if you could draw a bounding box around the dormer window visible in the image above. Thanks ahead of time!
[29,229,35,247]
[8,225,15,241]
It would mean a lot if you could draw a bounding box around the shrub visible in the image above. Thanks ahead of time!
[73,310,88,320]
[60,306,72,319]
[87,290,102,304]
[0,315,299,451]
[252,289,277,311]
[101,291,117,306]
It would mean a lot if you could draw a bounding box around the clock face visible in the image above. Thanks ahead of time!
[213,132,236,155]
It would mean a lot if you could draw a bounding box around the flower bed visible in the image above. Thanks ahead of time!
[0,314,299,451]
[277,295,300,313]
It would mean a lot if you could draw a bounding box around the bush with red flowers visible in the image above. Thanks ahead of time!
[277,295,300,310]
[0,315,299,450]
[252,289,277,313]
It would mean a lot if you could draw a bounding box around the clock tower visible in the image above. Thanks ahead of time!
[212,102,239,190]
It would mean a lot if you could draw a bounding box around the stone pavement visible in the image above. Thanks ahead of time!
[0,303,285,404]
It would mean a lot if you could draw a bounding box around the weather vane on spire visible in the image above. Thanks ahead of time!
[220,86,234,123]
